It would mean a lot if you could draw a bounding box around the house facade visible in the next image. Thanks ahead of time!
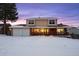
[10,17,69,36]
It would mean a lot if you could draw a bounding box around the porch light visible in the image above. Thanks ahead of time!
[41,28,45,32]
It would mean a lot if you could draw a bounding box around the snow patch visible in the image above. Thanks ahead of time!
[0,35,79,56]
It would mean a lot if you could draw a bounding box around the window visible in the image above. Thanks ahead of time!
[57,28,64,34]
[29,20,34,24]
[49,20,55,24]
[31,28,49,35]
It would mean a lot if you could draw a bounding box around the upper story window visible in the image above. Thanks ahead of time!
[29,20,35,24]
[49,20,55,24]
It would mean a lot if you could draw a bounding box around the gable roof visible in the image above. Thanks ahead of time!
[26,17,57,20]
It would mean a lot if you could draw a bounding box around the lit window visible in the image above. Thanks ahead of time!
[35,29,39,32]
[40,28,45,32]
[57,29,64,33]
[33,28,49,34]
[46,29,49,32]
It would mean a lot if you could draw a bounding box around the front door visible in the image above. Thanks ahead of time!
[49,28,57,35]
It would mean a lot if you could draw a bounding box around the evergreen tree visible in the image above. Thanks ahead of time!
[0,3,18,34]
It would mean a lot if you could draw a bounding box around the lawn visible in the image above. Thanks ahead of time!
[0,35,79,56]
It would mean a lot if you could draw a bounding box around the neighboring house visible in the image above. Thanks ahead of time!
[68,27,79,39]
[68,27,79,34]
[10,17,70,36]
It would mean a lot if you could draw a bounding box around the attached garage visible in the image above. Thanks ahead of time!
[10,26,30,36]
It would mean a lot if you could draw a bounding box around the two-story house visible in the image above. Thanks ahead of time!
[10,17,69,36]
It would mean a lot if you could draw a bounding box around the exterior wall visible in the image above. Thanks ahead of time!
[35,19,48,26]
[12,28,30,36]
[26,17,57,27]
[26,28,30,36]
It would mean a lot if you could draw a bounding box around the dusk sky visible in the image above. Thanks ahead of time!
[12,3,79,26]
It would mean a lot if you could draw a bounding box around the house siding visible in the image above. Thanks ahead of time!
[35,20,48,26]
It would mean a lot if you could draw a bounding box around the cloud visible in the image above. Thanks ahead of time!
[18,9,58,18]
[16,3,79,26]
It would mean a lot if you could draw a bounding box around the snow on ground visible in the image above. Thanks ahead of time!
[0,35,79,56]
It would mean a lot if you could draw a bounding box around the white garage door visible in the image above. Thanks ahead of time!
[13,28,30,36]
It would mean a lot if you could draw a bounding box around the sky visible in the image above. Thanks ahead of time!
[11,3,79,27]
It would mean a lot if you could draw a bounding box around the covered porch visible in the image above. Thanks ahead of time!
[30,28,57,35]
[30,28,68,36]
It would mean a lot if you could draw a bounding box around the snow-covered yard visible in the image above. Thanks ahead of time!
[0,35,79,56]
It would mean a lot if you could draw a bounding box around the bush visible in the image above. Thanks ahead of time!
[71,34,79,39]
